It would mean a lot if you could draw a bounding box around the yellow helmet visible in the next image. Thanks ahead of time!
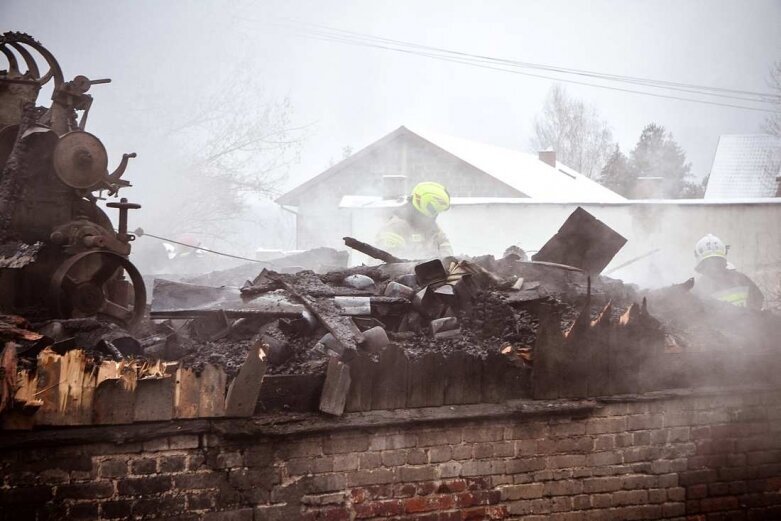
[411,181,451,217]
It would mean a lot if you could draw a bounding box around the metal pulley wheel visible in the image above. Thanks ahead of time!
[49,250,146,327]
[52,130,108,189]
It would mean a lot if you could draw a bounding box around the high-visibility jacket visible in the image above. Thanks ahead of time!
[376,204,453,259]
[694,269,764,310]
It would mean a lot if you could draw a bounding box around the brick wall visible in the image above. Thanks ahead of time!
[2,388,781,520]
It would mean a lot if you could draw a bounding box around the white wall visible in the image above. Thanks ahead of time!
[344,200,781,292]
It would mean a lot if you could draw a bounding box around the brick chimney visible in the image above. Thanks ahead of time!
[538,150,556,167]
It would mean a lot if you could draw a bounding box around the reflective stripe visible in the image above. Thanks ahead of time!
[711,286,749,307]
[378,231,405,248]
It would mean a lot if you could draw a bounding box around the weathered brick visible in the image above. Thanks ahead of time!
[167,435,200,450]
[415,430,460,447]
[405,494,455,513]
[461,459,505,476]
[661,502,685,517]
[500,483,544,500]
[679,469,718,486]
[160,455,187,473]
[627,414,663,431]
[587,452,622,466]
[378,450,405,467]
[187,491,216,510]
[347,468,396,487]
[516,439,537,456]
[550,421,586,437]
[99,459,128,478]
[68,502,99,519]
[369,433,416,450]
[57,481,115,499]
[543,479,583,497]
[506,458,546,474]
[504,421,548,440]
[101,499,134,519]
[332,453,360,472]
[203,509,254,521]
[311,473,348,493]
[133,496,186,516]
[324,434,369,454]
[612,489,648,506]
[406,448,427,465]
[573,494,590,509]
[399,465,436,482]
[586,417,627,434]
[462,425,504,443]
[428,446,452,463]
[438,461,462,479]
[174,472,226,490]
[548,454,586,469]
[130,457,157,475]
[583,477,622,493]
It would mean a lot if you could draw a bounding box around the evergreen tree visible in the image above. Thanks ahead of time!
[630,123,693,198]
[599,145,634,197]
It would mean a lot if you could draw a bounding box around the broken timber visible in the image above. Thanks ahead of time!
[343,236,408,264]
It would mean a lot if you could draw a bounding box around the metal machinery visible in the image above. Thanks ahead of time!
[0,32,145,327]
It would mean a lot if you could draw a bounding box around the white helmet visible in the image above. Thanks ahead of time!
[694,234,727,268]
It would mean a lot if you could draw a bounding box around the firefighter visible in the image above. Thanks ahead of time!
[692,234,763,310]
[377,181,453,259]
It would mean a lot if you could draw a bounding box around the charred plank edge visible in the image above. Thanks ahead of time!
[343,236,408,264]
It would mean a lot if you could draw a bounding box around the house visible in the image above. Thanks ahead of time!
[704,134,781,199]
[276,126,626,250]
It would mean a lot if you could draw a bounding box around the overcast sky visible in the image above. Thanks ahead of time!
[4,0,780,192]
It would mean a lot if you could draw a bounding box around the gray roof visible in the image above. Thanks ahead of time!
[705,134,781,199]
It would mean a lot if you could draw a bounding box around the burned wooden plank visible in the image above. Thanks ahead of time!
[406,353,446,408]
[0,342,17,413]
[444,351,483,405]
[150,277,304,320]
[532,207,626,275]
[273,271,364,356]
[343,236,408,264]
[34,349,62,426]
[531,305,566,400]
[481,353,531,403]
[225,343,267,417]
[174,367,201,419]
[344,352,376,413]
[256,374,325,413]
[133,377,174,422]
[586,302,613,397]
[371,345,408,411]
[319,357,351,416]
[198,364,227,417]
[93,376,135,425]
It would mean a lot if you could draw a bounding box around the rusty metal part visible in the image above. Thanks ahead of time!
[50,219,130,256]
[52,131,108,189]
[106,198,141,243]
[49,250,146,327]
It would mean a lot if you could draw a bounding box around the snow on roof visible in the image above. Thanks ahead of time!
[339,194,781,209]
[278,126,625,205]
[705,134,781,199]
[406,126,626,203]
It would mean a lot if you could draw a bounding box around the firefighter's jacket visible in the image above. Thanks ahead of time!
[694,268,764,310]
[376,204,453,259]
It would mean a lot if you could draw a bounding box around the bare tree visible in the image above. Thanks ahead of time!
[531,84,614,179]
[763,60,781,137]
[133,66,305,247]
